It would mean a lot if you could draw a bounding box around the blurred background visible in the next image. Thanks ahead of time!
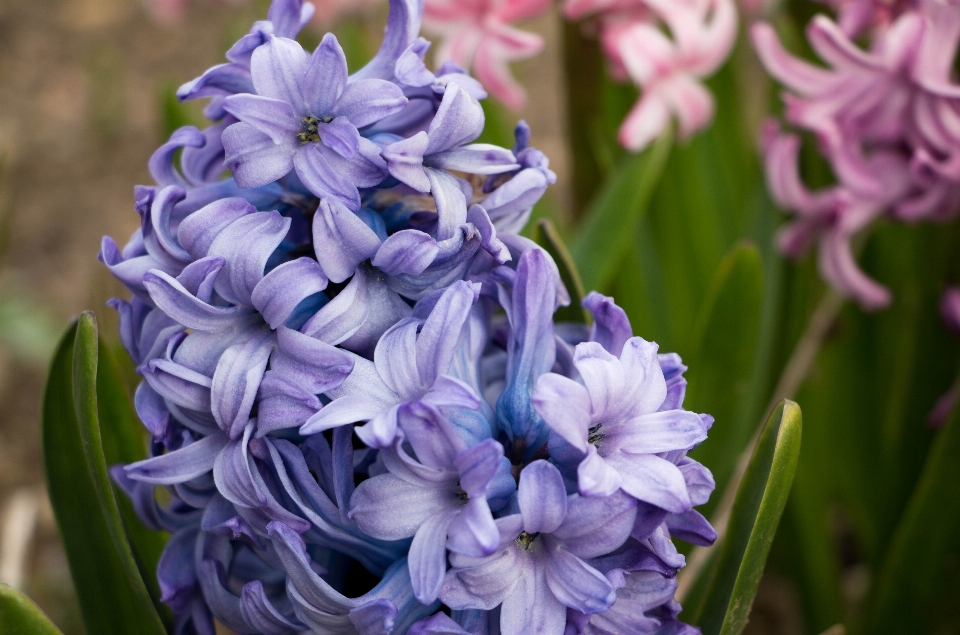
[3,0,960,633]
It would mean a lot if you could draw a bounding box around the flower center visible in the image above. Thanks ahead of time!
[297,116,332,145]
[588,423,605,448]
[515,531,540,550]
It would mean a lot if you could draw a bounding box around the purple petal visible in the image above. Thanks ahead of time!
[374,319,421,400]
[301,268,370,345]
[421,375,482,411]
[604,410,707,454]
[397,401,465,469]
[446,497,498,557]
[318,116,361,158]
[408,613,471,635]
[679,459,715,506]
[606,453,691,513]
[156,526,198,612]
[334,78,408,128]
[544,540,615,613]
[518,460,567,534]
[143,269,250,333]
[482,168,552,234]
[425,83,484,154]
[134,381,170,439]
[294,143,361,209]
[427,144,518,175]
[303,32,347,116]
[665,509,717,546]
[574,342,626,422]
[553,491,637,559]
[353,0,422,81]
[251,257,328,328]
[394,39,435,87]
[350,598,400,635]
[210,329,275,438]
[409,511,456,603]
[349,473,454,540]
[268,0,313,38]
[583,292,633,357]
[177,197,256,260]
[577,446,623,497]
[142,358,213,411]
[373,229,439,276]
[177,63,254,101]
[176,256,222,302]
[213,423,267,508]
[312,198,382,283]
[427,168,469,241]
[208,210,291,305]
[499,562,566,635]
[454,438,503,497]
[125,434,228,484]
[618,337,667,418]
[222,94,299,146]
[222,122,297,188]
[301,395,385,434]
[441,546,521,611]
[256,372,321,435]
[416,280,480,388]
[531,373,591,452]
[250,35,309,109]
[382,132,431,192]
[272,326,354,393]
[148,126,205,187]
[240,580,304,635]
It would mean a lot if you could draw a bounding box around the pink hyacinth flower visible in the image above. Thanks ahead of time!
[752,0,960,310]
[565,0,737,152]
[422,0,552,110]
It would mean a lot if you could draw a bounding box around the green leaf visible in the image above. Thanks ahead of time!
[866,391,960,634]
[96,338,169,616]
[688,400,802,635]
[43,314,166,635]
[533,218,589,323]
[571,130,672,293]
[686,243,764,518]
[0,584,64,634]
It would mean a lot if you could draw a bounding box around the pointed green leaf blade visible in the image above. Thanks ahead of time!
[686,243,765,518]
[533,218,589,323]
[866,393,960,634]
[689,400,802,635]
[43,313,166,635]
[0,584,64,635]
[96,338,169,617]
[571,130,672,293]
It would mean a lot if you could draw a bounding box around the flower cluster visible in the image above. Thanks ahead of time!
[753,0,960,310]
[421,0,551,111]
[101,0,715,633]
[564,0,738,151]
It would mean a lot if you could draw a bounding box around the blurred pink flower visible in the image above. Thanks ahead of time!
[422,0,552,110]
[753,0,960,310]
[143,0,246,25]
[565,0,738,151]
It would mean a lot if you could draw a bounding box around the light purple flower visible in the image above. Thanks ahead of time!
[221,33,406,208]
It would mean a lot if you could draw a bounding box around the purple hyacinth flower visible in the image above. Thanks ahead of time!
[350,406,515,603]
[532,337,709,512]
[382,82,518,240]
[221,33,407,208]
[441,460,637,635]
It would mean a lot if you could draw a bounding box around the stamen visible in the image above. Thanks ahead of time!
[297,116,332,145]
[588,423,605,447]
[515,531,540,550]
